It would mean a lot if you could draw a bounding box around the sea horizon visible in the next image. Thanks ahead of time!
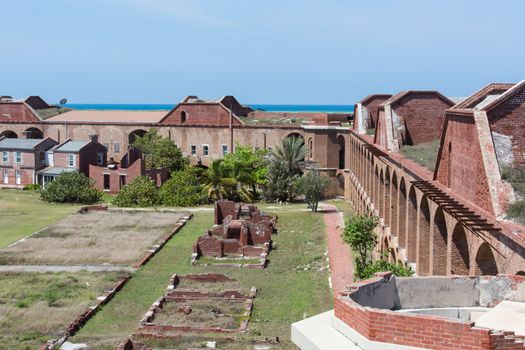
[63,103,355,113]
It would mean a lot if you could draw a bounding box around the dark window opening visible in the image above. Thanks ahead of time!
[103,174,110,190]
[119,175,126,189]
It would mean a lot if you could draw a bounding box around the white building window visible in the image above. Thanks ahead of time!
[2,151,8,164]
[15,170,21,185]
[190,145,196,155]
[15,151,21,163]
[68,154,76,167]
[97,152,104,165]
[114,143,120,153]
[222,145,228,156]
[3,170,8,184]
[203,145,209,156]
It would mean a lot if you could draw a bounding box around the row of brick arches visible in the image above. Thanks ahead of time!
[345,133,524,276]
[0,127,43,139]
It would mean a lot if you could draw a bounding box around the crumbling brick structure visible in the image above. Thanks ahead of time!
[193,201,276,260]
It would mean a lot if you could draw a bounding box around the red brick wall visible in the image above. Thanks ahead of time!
[196,236,222,257]
[162,104,241,125]
[364,96,391,129]
[435,114,493,214]
[222,240,242,255]
[334,297,522,350]
[488,89,525,168]
[374,109,387,149]
[393,94,453,145]
[0,103,40,122]
[79,142,107,177]
[0,167,34,187]
[89,158,146,193]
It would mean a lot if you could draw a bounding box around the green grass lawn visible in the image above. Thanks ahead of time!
[0,190,81,248]
[0,271,128,350]
[73,205,332,349]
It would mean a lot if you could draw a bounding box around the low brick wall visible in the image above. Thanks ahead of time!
[334,273,525,350]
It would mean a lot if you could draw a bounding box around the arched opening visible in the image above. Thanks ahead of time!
[337,135,345,169]
[286,132,304,141]
[391,172,399,236]
[516,271,525,276]
[180,111,187,123]
[379,169,385,218]
[336,173,345,197]
[307,138,313,159]
[432,208,448,275]
[418,196,431,276]
[451,224,469,275]
[128,129,147,145]
[407,186,418,262]
[23,127,43,139]
[384,167,391,227]
[475,243,498,276]
[398,178,407,249]
[0,130,17,138]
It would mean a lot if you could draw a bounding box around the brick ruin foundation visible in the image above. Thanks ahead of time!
[136,273,256,339]
[192,201,276,268]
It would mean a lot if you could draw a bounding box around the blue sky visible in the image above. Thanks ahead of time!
[0,1,523,104]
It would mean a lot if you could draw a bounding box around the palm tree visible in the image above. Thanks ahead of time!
[200,159,237,201]
[269,136,309,177]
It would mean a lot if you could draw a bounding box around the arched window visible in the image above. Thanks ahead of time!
[180,111,187,123]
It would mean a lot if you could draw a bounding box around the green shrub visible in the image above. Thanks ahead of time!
[357,258,414,280]
[342,214,379,278]
[294,170,329,212]
[113,176,160,207]
[507,200,525,224]
[160,168,205,206]
[23,184,40,191]
[40,172,102,204]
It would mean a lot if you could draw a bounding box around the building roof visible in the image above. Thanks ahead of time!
[37,167,78,175]
[452,83,515,110]
[0,138,44,150]
[358,94,392,105]
[55,140,89,152]
[381,90,454,107]
[480,80,525,112]
[46,110,166,123]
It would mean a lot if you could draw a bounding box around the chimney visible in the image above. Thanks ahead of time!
[89,134,99,143]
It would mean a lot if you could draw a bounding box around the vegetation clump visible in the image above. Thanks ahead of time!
[132,129,189,172]
[263,137,308,202]
[160,167,205,206]
[501,166,525,223]
[40,172,102,204]
[342,214,413,280]
[113,176,160,207]
[295,170,329,212]
[400,139,440,171]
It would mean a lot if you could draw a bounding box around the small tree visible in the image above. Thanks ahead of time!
[342,214,379,278]
[295,170,329,212]
[40,172,102,204]
[160,168,205,206]
[132,129,189,172]
[113,176,160,207]
[200,159,237,201]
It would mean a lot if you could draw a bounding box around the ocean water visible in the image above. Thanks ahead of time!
[64,104,355,113]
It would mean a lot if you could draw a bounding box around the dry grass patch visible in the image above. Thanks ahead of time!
[0,271,128,349]
[0,211,185,266]
[154,299,246,329]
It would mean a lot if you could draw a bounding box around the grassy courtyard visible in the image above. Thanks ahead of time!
[0,190,81,248]
[0,211,185,266]
[73,205,332,349]
[0,271,129,349]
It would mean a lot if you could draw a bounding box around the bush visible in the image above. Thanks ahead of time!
[132,129,189,172]
[23,184,40,191]
[113,176,160,207]
[160,168,205,206]
[40,172,102,204]
[295,170,329,211]
[358,259,414,280]
[507,200,525,224]
[342,214,378,277]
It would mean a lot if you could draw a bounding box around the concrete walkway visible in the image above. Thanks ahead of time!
[320,204,354,295]
[0,265,136,273]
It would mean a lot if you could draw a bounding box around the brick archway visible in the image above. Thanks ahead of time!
[418,196,431,276]
[391,171,399,237]
[0,130,17,138]
[398,177,408,252]
[450,223,470,275]
[432,208,448,275]
[407,186,418,263]
[475,242,498,276]
[384,167,391,227]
